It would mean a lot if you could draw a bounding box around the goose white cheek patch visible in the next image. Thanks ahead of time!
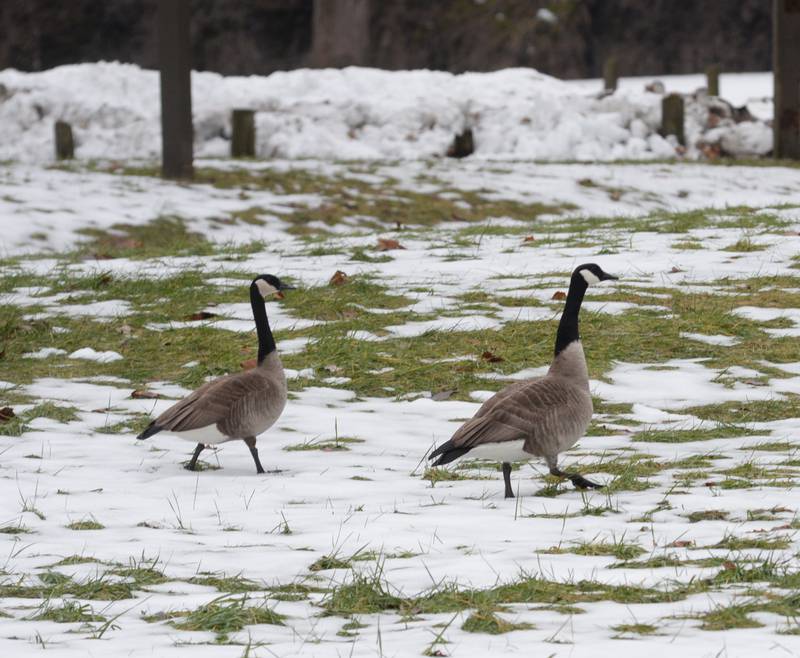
[580,269,601,285]
[255,279,278,297]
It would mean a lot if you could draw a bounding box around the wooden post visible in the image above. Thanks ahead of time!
[661,94,685,145]
[54,121,74,160]
[158,0,193,179]
[774,0,800,159]
[231,110,256,158]
[706,64,720,96]
[603,56,618,92]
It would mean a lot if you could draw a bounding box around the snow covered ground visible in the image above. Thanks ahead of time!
[0,63,774,164]
[2,152,800,656]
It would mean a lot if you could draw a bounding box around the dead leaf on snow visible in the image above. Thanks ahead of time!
[186,311,218,321]
[131,390,161,400]
[376,238,405,251]
[551,291,567,301]
[329,270,348,286]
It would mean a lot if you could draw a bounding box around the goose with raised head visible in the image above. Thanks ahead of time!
[137,274,293,473]
[428,263,618,498]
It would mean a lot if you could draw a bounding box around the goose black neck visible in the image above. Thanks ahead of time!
[554,273,588,358]
[250,284,276,364]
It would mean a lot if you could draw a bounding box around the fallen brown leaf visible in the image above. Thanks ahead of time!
[376,238,405,251]
[131,390,160,399]
[669,266,684,274]
[523,235,535,243]
[722,560,736,571]
[329,270,348,286]
[481,350,504,363]
[186,311,218,321]
[0,407,15,422]
[551,291,567,301]
[669,540,694,548]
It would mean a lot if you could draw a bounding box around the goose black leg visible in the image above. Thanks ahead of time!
[502,462,515,498]
[549,466,602,490]
[244,437,265,474]
[186,443,204,471]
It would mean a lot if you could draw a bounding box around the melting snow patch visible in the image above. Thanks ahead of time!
[680,332,740,346]
[68,348,124,363]
[595,359,780,410]
[23,347,67,359]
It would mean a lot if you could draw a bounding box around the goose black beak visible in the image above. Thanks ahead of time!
[601,273,618,281]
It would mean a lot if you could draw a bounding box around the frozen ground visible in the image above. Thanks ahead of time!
[2,156,800,657]
[0,63,773,164]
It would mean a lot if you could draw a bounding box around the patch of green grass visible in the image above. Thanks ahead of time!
[687,396,800,424]
[284,436,364,452]
[74,216,214,260]
[171,595,284,641]
[268,582,326,602]
[0,572,134,601]
[461,608,534,634]
[632,425,757,443]
[321,570,403,616]
[569,539,646,561]
[67,518,105,531]
[423,467,491,483]
[310,555,352,571]
[686,510,729,523]
[0,402,80,437]
[337,617,367,637]
[34,600,106,623]
[48,555,99,567]
[711,534,791,551]
[0,524,32,534]
[722,236,767,252]
[110,563,168,587]
[743,441,797,452]
[188,574,263,593]
[612,622,661,636]
[697,601,764,630]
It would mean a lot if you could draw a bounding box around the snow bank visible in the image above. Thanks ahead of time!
[0,62,773,163]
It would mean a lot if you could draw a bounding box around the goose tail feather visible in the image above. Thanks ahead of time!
[137,423,162,440]
[429,440,471,466]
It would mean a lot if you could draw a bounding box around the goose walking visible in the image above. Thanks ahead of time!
[429,263,617,497]
[137,274,293,473]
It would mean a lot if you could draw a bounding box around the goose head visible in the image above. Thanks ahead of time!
[253,274,294,300]
[574,263,618,286]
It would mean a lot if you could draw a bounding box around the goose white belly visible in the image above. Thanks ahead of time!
[168,424,231,445]
[463,440,533,463]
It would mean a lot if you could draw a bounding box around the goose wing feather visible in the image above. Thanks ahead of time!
[448,377,590,452]
[152,371,274,435]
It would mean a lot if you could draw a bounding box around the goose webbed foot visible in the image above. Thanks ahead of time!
[549,466,602,490]
[244,437,265,474]
[502,462,515,498]
[186,443,205,471]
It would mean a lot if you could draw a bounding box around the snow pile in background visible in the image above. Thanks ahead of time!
[0,62,773,163]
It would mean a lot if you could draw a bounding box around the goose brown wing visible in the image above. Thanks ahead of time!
[448,378,579,449]
[153,373,258,433]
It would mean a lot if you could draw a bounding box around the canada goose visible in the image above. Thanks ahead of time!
[137,274,293,473]
[429,263,617,498]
